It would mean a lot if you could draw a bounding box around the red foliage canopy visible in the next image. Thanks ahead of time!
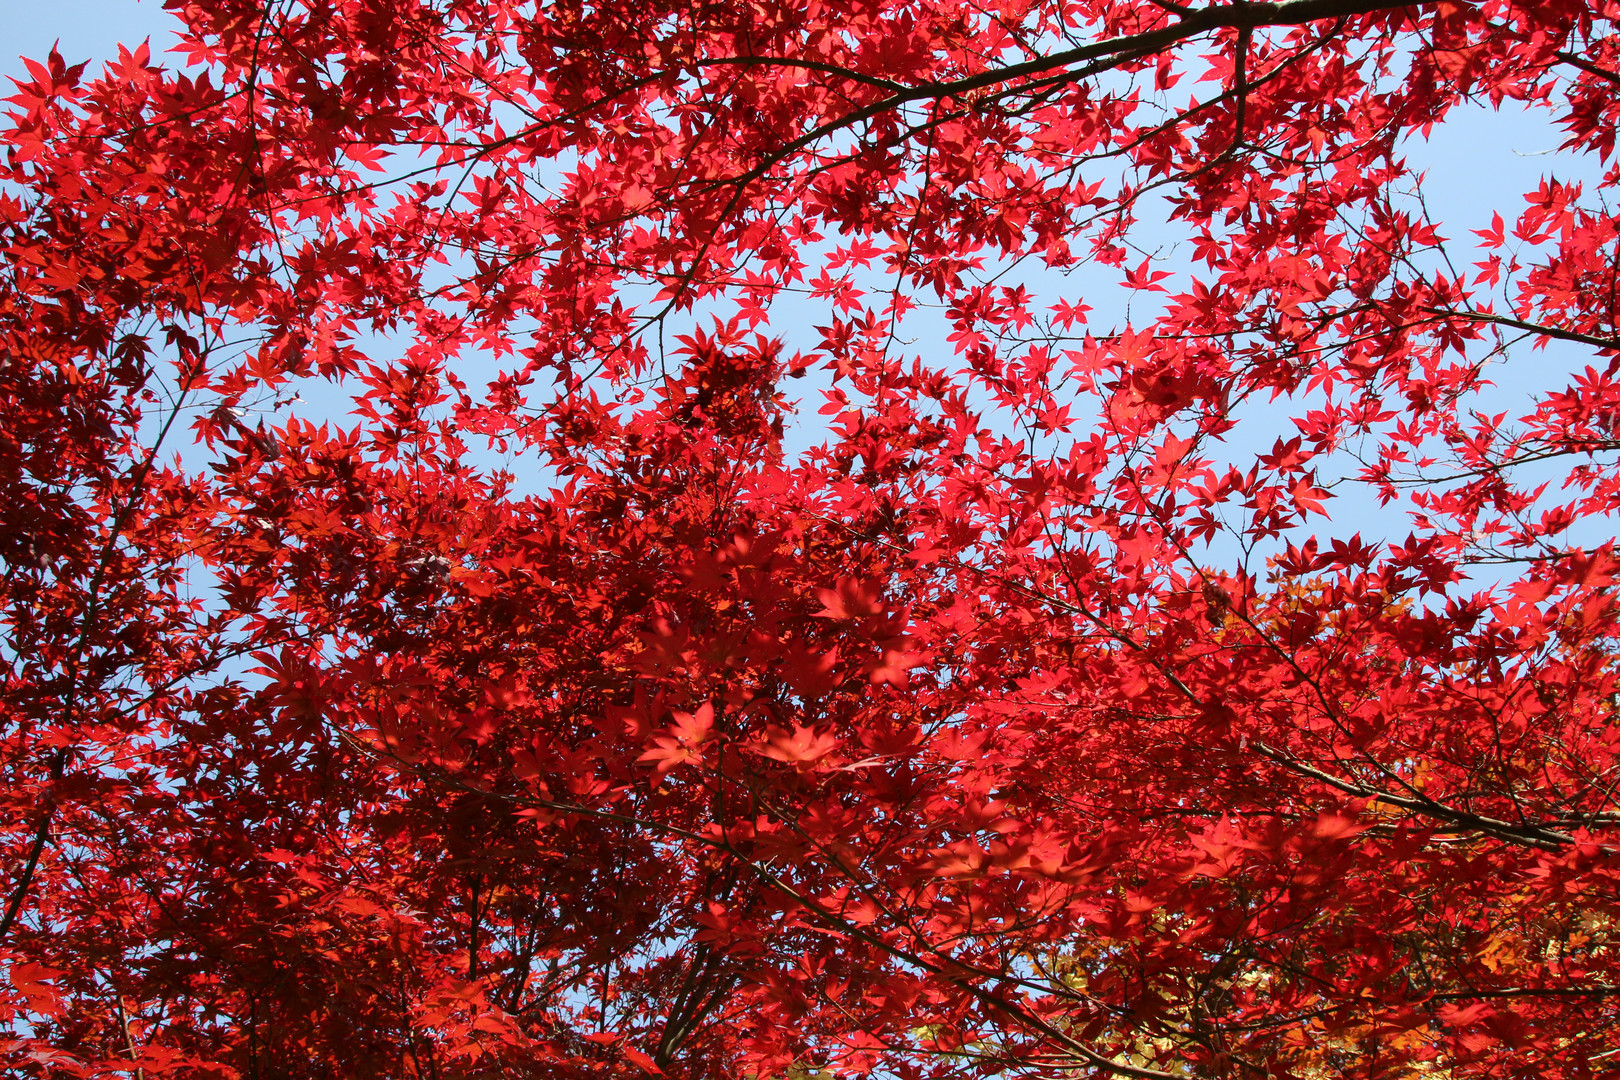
[4,0,1620,1075]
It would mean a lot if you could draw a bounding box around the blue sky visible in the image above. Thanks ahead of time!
[7,0,180,77]
[6,2,1612,577]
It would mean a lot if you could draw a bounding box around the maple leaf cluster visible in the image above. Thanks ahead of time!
[3,0,1620,1076]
